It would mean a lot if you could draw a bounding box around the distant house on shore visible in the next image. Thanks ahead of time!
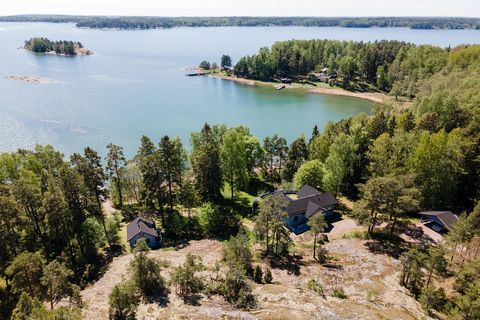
[127,217,162,249]
[420,211,459,233]
[254,185,337,235]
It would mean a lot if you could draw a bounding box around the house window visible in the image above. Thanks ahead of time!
[146,238,151,245]
[293,216,299,222]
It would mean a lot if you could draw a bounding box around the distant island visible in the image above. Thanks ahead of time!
[2,15,480,30]
[24,37,93,55]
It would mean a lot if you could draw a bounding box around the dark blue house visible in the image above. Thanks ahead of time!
[127,217,162,250]
[285,185,337,235]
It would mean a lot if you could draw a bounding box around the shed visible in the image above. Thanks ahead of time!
[420,211,459,232]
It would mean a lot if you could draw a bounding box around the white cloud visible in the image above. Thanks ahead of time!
[0,0,478,17]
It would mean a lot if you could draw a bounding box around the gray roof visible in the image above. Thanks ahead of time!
[127,217,159,241]
[287,187,337,216]
[420,211,459,229]
[297,184,320,198]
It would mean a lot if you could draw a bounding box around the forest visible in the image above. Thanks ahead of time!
[24,37,85,55]
[1,46,480,319]
[1,15,480,29]
[231,39,453,97]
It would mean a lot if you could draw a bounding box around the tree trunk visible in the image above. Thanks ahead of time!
[474,240,480,259]
[230,174,234,205]
[390,216,398,238]
[451,243,457,261]
[115,166,123,208]
[168,177,173,214]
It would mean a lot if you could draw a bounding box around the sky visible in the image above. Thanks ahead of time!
[0,0,478,17]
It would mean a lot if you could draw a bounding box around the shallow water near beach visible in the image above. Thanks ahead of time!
[1,23,479,156]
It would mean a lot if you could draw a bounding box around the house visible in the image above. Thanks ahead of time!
[285,185,337,235]
[420,211,459,233]
[127,217,162,249]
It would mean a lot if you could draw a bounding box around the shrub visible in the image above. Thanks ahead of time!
[420,285,447,313]
[333,288,348,299]
[306,278,325,297]
[197,202,225,237]
[221,265,256,309]
[133,238,150,253]
[253,265,263,284]
[108,281,139,320]
[130,252,166,298]
[263,268,273,284]
[105,216,121,246]
[170,254,204,302]
[223,229,252,274]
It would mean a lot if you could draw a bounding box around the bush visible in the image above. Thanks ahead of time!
[133,238,150,253]
[420,285,447,313]
[263,268,273,284]
[108,281,139,320]
[198,202,226,237]
[170,254,204,303]
[223,229,252,274]
[105,216,121,246]
[253,265,263,284]
[221,265,256,309]
[130,252,166,298]
[333,288,348,299]
[306,278,325,297]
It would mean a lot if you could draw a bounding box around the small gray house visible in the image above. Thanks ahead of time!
[285,185,337,234]
[420,211,459,233]
[127,217,162,249]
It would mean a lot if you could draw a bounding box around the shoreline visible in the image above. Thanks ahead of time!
[210,73,389,104]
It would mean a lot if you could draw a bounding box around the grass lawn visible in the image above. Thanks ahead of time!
[118,222,129,252]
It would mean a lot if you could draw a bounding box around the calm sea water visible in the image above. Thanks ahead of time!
[1,23,479,157]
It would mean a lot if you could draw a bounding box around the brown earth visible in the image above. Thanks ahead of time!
[79,235,430,320]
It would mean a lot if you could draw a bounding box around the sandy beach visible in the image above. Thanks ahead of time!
[211,74,391,104]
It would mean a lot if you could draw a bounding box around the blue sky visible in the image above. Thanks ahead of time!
[1,0,478,17]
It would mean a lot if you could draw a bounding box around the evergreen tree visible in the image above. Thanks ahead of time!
[191,124,222,202]
[106,143,126,208]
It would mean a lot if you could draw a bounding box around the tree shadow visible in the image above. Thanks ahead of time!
[145,291,170,307]
[364,230,410,259]
[183,294,202,306]
[269,253,303,276]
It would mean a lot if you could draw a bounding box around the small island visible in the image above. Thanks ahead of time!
[24,37,93,56]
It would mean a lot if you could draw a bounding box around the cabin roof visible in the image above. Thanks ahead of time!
[420,211,459,230]
[127,217,159,241]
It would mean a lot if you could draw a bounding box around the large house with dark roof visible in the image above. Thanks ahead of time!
[127,217,162,249]
[254,185,337,235]
[285,185,337,234]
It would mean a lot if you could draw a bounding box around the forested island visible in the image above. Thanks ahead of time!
[24,37,93,55]
[1,15,480,29]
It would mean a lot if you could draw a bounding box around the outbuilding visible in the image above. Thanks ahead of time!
[420,211,459,233]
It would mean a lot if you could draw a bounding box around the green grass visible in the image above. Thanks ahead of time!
[119,223,129,251]
[342,229,370,240]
